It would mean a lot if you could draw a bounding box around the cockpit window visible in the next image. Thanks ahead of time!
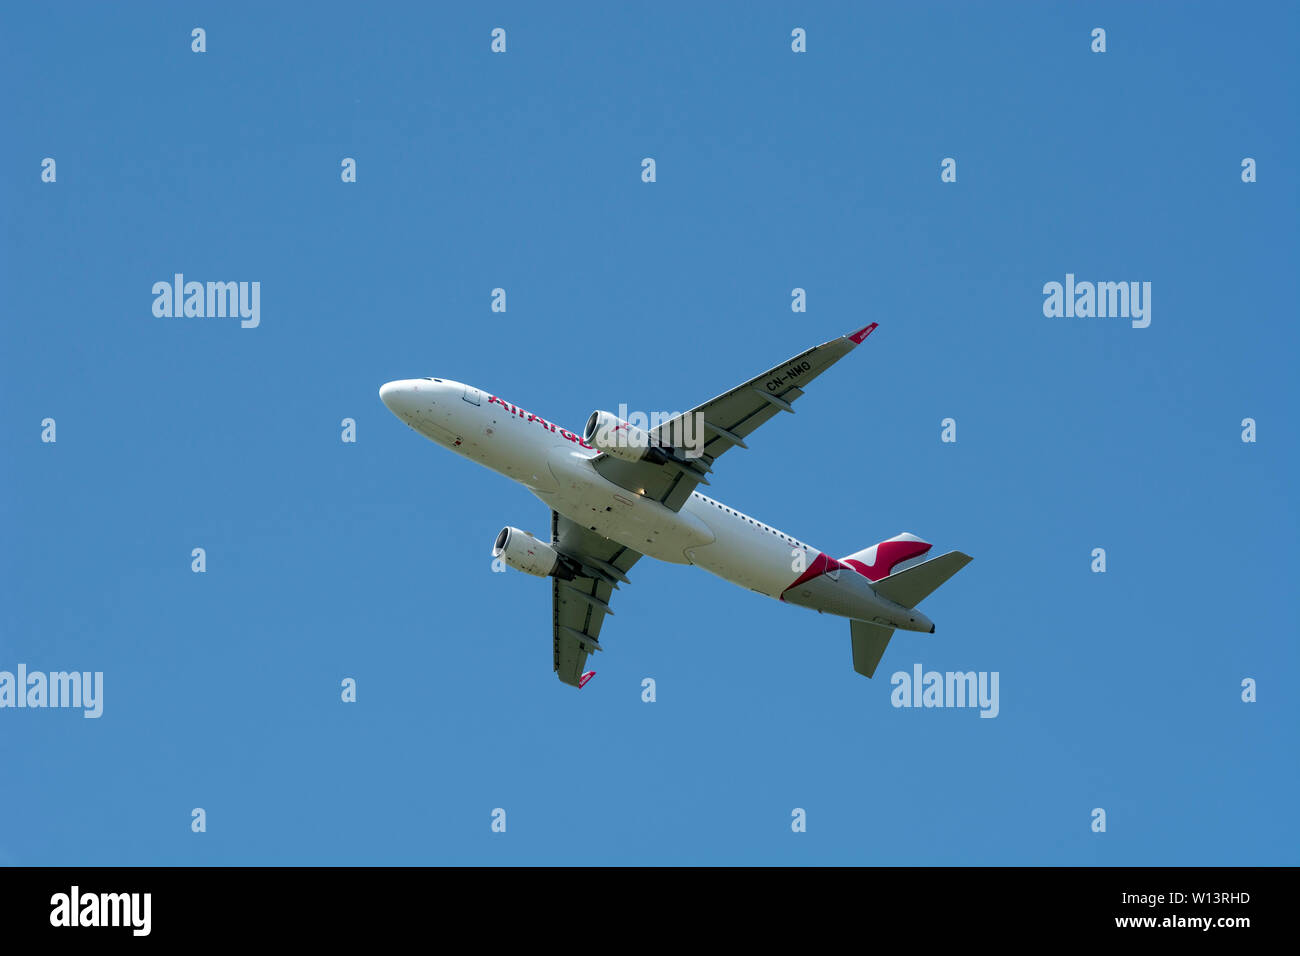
[421,378,443,382]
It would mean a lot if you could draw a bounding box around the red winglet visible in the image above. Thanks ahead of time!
[578,671,596,689]
[847,322,878,344]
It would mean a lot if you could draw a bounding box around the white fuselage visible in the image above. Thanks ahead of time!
[379,378,932,631]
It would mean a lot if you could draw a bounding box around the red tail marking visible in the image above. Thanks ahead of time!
[843,540,932,581]
[578,671,596,689]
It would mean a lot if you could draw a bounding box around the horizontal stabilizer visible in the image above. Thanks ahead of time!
[871,551,973,609]
[850,620,895,679]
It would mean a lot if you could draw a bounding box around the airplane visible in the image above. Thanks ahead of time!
[379,323,972,689]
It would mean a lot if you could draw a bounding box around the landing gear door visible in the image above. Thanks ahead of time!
[462,385,481,406]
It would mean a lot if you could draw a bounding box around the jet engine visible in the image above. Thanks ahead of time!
[492,526,566,577]
[583,410,658,463]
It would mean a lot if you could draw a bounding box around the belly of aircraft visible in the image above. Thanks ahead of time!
[535,491,713,564]
[536,449,715,564]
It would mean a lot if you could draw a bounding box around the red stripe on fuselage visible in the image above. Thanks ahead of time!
[780,552,848,599]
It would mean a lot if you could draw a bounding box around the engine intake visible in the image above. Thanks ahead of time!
[492,526,564,577]
[584,410,660,463]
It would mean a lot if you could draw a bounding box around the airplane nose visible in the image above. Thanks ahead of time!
[379,380,404,410]
[380,379,422,417]
[381,378,442,420]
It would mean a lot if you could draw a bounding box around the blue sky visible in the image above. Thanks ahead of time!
[1,2,1295,865]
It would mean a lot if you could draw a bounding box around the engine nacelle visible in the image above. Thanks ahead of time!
[583,410,656,462]
[492,526,562,577]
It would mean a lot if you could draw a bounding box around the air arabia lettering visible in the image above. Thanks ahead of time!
[488,396,594,449]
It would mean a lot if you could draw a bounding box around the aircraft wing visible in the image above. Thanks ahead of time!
[551,510,642,687]
[592,323,878,511]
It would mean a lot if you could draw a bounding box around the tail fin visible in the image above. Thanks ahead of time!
[848,546,973,680]
[871,551,973,609]
[850,621,894,678]
[840,532,933,581]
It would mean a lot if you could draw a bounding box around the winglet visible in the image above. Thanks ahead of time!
[578,671,596,689]
[847,322,878,344]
